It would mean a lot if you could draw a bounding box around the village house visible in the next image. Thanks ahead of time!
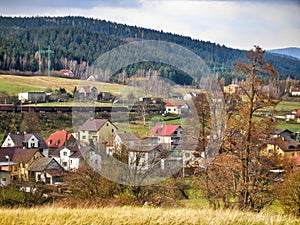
[223,84,240,95]
[270,129,294,139]
[45,130,77,151]
[18,92,46,103]
[50,146,82,171]
[78,86,98,101]
[183,92,199,101]
[78,118,117,144]
[285,109,300,123]
[2,133,48,157]
[60,69,73,76]
[128,143,166,171]
[290,87,300,96]
[151,125,183,150]
[165,102,189,115]
[0,147,44,181]
[264,137,300,158]
[28,157,65,185]
[114,132,138,153]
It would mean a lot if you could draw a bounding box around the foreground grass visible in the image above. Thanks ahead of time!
[0,206,298,225]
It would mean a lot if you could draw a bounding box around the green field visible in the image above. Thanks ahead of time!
[0,206,298,225]
[0,74,126,95]
[275,101,300,111]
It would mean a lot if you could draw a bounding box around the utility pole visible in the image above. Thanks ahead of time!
[38,45,54,76]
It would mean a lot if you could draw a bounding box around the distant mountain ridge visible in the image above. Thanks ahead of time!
[268,47,300,60]
[0,16,299,82]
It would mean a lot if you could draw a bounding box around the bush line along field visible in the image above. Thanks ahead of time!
[0,206,299,225]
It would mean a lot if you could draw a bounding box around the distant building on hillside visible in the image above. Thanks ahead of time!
[18,92,46,103]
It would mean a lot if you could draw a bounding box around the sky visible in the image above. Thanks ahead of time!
[0,0,299,50]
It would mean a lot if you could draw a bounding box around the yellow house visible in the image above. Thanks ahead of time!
[0,147,44,181]
[79,118,117,144]
[264,137,300,158]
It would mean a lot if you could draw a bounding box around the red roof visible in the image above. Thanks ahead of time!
[291,155,300,166]
[151,125,181,137]
[165,102,185,107]
[45,130,73,148]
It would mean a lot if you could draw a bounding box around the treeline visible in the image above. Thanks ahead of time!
[0,16,300,84]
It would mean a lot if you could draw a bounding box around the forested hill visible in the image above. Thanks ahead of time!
[0,16,299,83]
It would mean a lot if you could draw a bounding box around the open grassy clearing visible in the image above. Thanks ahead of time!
[0,74,127,95]
[0,206,298,225]
[275,101,300,111]
[276,121,300,132]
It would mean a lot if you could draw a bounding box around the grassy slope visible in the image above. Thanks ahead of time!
[0,74,126,95]
[0,206,299,225]
[275,101,300,111]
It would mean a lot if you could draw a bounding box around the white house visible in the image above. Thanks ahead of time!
[183,92,199,101]
[2,133,48,157]
[51,146,81,171]
[18,92,46,103]
[165,102,188,115]
[151,125,183,150]
[78,86,98,101]
[290,88,300,96]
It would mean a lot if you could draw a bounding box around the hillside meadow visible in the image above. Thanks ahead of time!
[0,206,299,225]
[0,74,126,95]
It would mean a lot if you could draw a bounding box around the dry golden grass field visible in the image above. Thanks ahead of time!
[0,206,299,225]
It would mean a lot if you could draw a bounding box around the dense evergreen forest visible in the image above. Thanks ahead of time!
[0,16,299,84]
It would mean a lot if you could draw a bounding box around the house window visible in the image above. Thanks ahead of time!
[168,108,171,111]
[82,136,86,139]
[112,129,114,133]
[70,160,73,164]
[62,162,68,167]
[107,123,109,126]
[31,143,35,147]
[63,152,67,156]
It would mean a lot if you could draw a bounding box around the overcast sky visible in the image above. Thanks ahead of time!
[1,0,299,50]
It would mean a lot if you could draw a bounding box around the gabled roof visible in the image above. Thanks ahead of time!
[5,133,47,149]
[7,134,24,146]
[128,143,165,153]
[165,102,185,107]
[117,133,138,141]
[79,86,97,94]
[0,147,41,163]
[271,129,293,135]
[28,157,63,172]
[51,146,80,157]
[151,125,181,137]
[269,137,300,152]
[45,130,75,148]
[79,119,112,131]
